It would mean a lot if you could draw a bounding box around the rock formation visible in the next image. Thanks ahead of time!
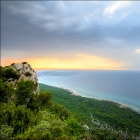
[10,62,39,94]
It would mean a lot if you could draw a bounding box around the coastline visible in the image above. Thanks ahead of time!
[40,83,140,114]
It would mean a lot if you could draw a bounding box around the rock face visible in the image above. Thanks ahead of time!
[11,62,39,94]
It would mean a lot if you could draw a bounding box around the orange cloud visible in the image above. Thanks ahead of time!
[1,53,125,70]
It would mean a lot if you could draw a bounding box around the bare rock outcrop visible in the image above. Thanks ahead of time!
[10,62,39,94]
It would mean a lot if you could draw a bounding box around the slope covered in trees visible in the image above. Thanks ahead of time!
[0,64,140,139]
[0,65,86,139]
[39,83,140,138]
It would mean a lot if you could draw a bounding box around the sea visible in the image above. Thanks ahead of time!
[36,70,140,113]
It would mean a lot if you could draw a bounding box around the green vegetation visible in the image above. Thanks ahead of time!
[0,65,140,139]
[16,79,37,106]
[0,78,14,103]
[0,66,86,139]
[11,63,15,66]
[22,62,27,64]
[0,66,20,81]
[39,83,140,137]
[24,71,32,77]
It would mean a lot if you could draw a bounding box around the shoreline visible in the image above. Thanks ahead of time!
[40,83,140,114]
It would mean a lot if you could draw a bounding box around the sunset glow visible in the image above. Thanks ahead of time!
[1,1,140,70]
[1,54,125,70]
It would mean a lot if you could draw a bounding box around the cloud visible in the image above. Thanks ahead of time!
[134,49,140,54]
[104,1,131,17]
[1,1,140,70]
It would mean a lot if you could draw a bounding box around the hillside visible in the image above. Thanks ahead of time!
[0,62,140,140]
[39,83,140,138]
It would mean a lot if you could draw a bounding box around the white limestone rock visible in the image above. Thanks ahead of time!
[11,62,39,94]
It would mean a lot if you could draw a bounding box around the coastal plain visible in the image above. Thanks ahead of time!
[39,83,140,135]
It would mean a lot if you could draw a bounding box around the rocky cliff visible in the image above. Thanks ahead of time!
[9,62,39,94]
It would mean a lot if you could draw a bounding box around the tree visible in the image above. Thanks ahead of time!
[0,124,13,140]
[0,78,14,103]
[38,92,52,107]
[16,79,36,105]
[1,67,20,81]
[0,103,37,135]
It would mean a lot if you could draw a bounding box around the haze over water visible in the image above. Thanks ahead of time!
[37,70,140,113]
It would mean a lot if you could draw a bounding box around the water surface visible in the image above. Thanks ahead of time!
[36,70,140,113]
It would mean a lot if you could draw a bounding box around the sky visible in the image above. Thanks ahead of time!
[1,1,140,70]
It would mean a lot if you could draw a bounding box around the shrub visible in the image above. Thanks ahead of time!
[16,121,52,140]
[67,118,84,135]
[0,66,3,72]
[16,79,36,105]
[0,103,37,135]
[1,67,20,80]
[11,63,15,66]
[22,62,27,64]
[0,78,14,103]
[24,72,32,77]
[0,124,13,140]
[51,104,70,120]
[37,92,52,108]
[51,126,63,137]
